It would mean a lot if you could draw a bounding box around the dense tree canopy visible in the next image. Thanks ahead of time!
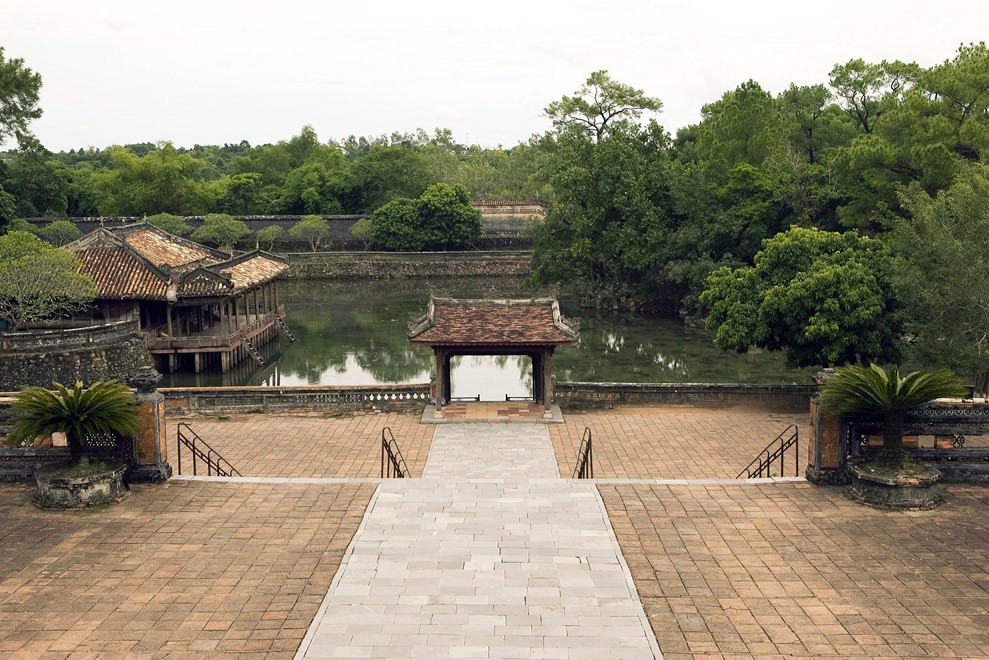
[700,227,901,368]
[889,163,989,392]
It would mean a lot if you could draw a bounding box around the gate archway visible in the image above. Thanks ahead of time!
[409,297,578,418]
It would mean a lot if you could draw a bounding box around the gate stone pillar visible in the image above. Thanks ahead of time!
[127,366,172,482]
[806,372,849,485]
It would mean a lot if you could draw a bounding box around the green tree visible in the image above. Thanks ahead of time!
[828,58,916,135]
[0,231,97,329]
[820,364,966,464]
[528,120,673,310]
[700,226,901,367]
[145,212,192,236]
[349,218,374,250]
[93,143,208,215]
[0,46,43,145]
[351,145,432,211]
[416,183,481,250]
[288,214,330,252]
[275,153,353,214]
[366,198,424,251]
[364,184,480,251]
[5,380,142,465]
[190,213,250,255]
[255,225,284,251]
[210,172,263,214]
[544,70,662,141]
[890,163,989,393]
[1,137,70,217]
[37,219,81,246]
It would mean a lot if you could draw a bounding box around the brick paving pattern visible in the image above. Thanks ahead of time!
[165,412,434,478]
[2,405,988,659]
[602,481,989,659]
[439,402,549,420]
[551,406,810,480]
[0,480,373,657]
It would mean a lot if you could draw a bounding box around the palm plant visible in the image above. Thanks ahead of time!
[6,380,141,465]
[820,364,967,464]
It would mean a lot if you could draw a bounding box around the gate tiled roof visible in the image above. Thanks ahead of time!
[408,297,578,347]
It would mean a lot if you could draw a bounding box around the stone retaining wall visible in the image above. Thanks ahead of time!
[556,382,817,410]
[283,251,531,279]
[0,321,152,391]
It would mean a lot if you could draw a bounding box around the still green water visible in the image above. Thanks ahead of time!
[160,277,815,396]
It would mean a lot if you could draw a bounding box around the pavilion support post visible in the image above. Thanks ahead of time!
[443,352,453,405]
[543,349,554,418]
[433,348,448,419]
[532,353,543,404]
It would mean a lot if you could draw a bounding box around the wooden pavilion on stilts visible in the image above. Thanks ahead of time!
[65,222,292,375]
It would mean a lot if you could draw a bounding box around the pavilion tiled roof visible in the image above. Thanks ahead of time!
[64,223,288,301]
[408,297,578,347]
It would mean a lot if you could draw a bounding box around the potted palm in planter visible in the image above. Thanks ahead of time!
[5,380,142,508]
[820,364,967,509]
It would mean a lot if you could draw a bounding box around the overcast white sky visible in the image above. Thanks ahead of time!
[3,0,987,152]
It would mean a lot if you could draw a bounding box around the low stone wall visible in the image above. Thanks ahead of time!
[283,251,531,280]
[0,320,152,391]
[161,383,431,415]
[555,382,817,410]
[0,448,70,482]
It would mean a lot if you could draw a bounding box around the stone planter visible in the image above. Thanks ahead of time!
[34,461,128,509]
[848,461,944,510]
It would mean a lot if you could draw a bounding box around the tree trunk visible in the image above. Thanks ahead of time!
[881,411,906,462]
[66,432,86,465]
[975,370,989,398]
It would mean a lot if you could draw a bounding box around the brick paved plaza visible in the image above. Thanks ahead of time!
[0,404,987,658]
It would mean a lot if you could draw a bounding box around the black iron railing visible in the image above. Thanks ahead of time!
[176,423,242,477]
[449,395,480,402]
[573,426,593,479]
[736,424,799,479]
[381,427,410,478]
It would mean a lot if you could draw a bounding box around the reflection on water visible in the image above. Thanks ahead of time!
[160,277,814,396]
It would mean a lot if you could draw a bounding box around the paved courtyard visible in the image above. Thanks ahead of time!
[165,412,434,478]
[0,480,374,657]
[0,404,986,658]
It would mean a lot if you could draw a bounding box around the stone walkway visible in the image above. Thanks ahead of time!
[296,423,662,659]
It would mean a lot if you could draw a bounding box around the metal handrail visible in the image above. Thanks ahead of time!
[381,427,410,478]
[176,423,242,477]
[736,424,799,479]
[449,395,480,402]
[573,426,593,479]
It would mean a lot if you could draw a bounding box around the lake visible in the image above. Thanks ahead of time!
[160,277,815,397]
